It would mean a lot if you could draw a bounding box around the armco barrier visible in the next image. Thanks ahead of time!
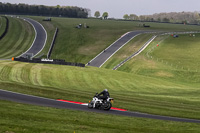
[14,57,85,67]
[47,28,58,59]
[0,16,9,40]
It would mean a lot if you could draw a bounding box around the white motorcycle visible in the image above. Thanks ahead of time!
[88,93,114,110]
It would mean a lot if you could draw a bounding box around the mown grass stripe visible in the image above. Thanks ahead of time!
[0,17,21,54]
[0,17,34,59]
[3,19,34,58]
[0,62,18,81]
[10,63,27,83]
[30,64,44,86]
[0,19,26,58]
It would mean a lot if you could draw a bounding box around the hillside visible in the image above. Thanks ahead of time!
[29,16,200,64]
[117,33,200,84]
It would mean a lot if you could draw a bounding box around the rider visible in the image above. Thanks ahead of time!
[97,89,110,101]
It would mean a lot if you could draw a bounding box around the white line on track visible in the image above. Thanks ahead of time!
[99,33,141,68]
[16,18,37,58]
[17,18,47,58]
[32,19,47,58]
[0,89,59,102]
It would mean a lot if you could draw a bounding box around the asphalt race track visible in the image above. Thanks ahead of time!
[0,89,200,123]
[113,35,157,70]
[18,18,47,58]
[87,31,150,68]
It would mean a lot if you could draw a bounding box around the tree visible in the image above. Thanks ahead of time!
[56,5,60,8]
[102,12,108,19]
[139,15,145,21]
[130,14,138,20]
[123,14,129,20]
[157,17,161,22]
[94,11,100,18]
[162,18,170,22]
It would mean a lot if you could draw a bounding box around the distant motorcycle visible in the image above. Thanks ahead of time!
[88,93,114,110]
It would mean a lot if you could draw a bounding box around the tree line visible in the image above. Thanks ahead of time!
[94,11,109,19]
[123,11,200,24]
[0,2,89,18]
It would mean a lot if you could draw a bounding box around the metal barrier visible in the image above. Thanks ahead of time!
[47,28,58,59]
[14,57,85,67]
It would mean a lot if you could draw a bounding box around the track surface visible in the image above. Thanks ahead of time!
[87,31,151,67]
[18,18,47,58]
[0,89,200,123]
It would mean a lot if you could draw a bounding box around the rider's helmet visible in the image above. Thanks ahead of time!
[104,89,108,92]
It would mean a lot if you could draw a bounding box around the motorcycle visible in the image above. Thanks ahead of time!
[88,93,114,110]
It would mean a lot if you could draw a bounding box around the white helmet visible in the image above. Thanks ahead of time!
[104,89,108,92]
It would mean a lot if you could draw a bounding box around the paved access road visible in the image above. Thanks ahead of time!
[0,89,200,123]
[18,18,47,58]
[87,31,151,68]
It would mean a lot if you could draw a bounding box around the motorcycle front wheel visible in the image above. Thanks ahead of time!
[88,102,93,108]
[103,102,112,110]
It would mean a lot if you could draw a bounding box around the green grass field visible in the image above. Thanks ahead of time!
[1,100,200,133]
[1,16,200,132]
[0,16,35,59]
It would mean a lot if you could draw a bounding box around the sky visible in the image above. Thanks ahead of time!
[1,0,200,18]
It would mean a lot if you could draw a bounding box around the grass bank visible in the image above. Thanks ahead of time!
[118,33,200,84]
[0,16,34,59]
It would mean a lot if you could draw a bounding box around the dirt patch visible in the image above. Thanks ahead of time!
[146,59,157,69]
[155,71,174,77]
[137,56,157,69]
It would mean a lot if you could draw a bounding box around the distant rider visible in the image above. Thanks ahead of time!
[98,89,110,100]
